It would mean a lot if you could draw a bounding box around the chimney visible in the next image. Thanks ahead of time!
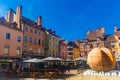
[5,9,14,23]
[100,27,105,34]
[87,30,91,35]
[36,16,42,26]
[114,25,117,32]
[15,6,22,29]
[5,12,8,21]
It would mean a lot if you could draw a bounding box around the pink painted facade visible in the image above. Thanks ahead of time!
[59,40,68,59]
[0,24,23,58]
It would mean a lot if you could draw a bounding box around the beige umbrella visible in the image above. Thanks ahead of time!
[42,57,57,61]
[74,57,86,61]
[23,58,46,63]
[55,58,64,61]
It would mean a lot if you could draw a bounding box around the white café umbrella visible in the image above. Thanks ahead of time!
[55,57,64,61]
[23,58,46,63]
[42,57,64,61]
[65,59,74,62]
[74,57,86,61]
[42,57,57,61]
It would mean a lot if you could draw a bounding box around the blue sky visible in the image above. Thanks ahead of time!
[0,0,120,40]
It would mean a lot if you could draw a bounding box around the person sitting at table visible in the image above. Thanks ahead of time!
[4,67,9,74]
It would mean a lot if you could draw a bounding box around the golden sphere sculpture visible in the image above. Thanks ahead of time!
[87,47,116,71]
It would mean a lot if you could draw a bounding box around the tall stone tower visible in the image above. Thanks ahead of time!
[87,30,91,35]
[100,27,105,34]
[15,6,22,29]
[5,8,14,23]
[36,16,42,26]
[114,25,117,32]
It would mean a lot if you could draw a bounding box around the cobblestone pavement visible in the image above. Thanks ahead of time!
[0,77,50,80]
[66,75,120,80]
[0,70,78,80]
[0,76,69,80]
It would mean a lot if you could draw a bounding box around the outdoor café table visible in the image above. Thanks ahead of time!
[43,69,60,78]
[19,68,63,78]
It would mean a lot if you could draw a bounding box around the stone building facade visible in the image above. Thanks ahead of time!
[0,17,23,60]
[105,26,120,55]
[59,39,68,59]
[67,41,80,59]
[78,26,120,58]
[78,27,105,57]
[4,6,46,59]
[45,29,60,57]
[21,16,45,58]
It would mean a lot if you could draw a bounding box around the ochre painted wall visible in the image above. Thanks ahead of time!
[0,24,23,58]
